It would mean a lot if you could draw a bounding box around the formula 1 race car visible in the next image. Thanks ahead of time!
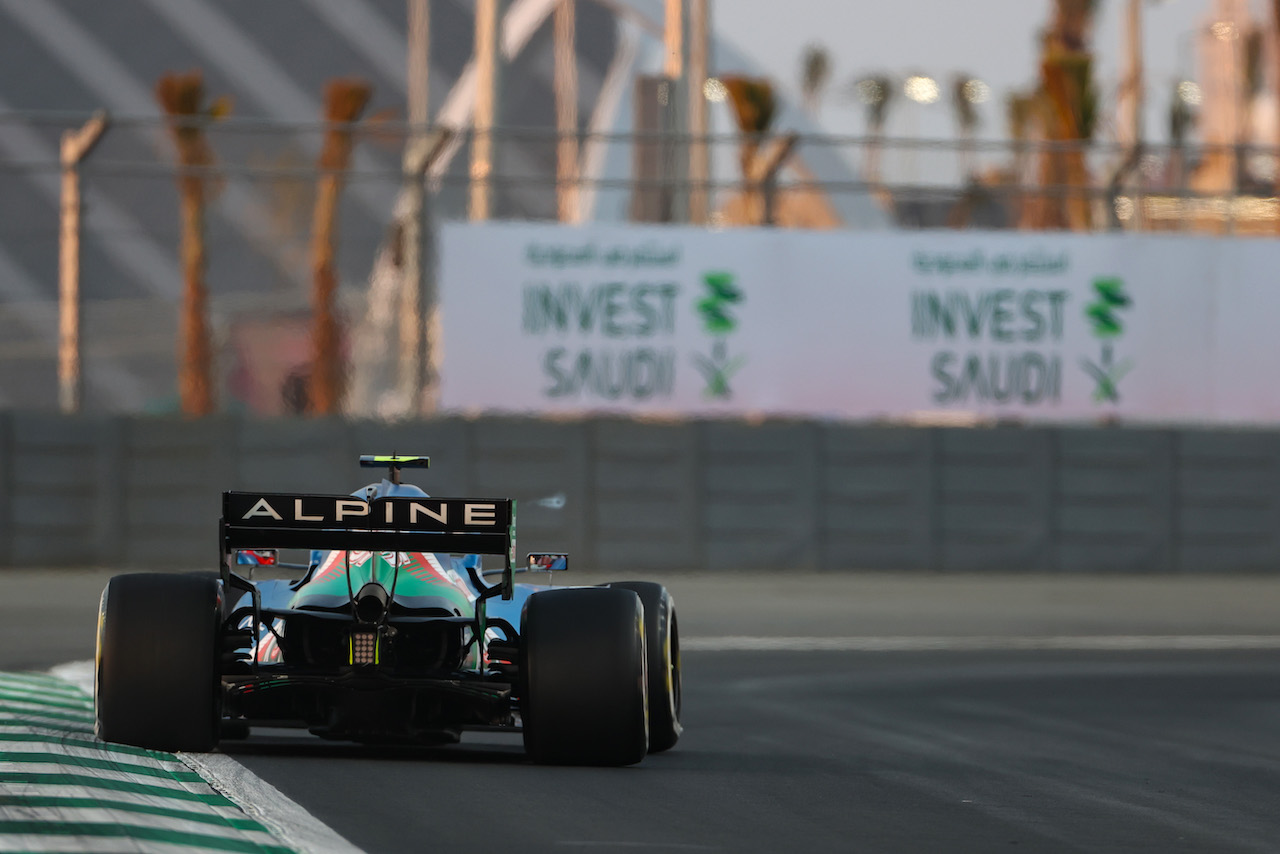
[94,455,680,766]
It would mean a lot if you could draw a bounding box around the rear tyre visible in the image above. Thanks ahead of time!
[96,573,222,752]
[520,587,648,766]
[606,582,681,752]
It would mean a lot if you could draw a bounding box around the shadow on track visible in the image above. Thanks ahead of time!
[218,731,532,766]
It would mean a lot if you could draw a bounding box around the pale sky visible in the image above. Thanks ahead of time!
[714,0,1243,146]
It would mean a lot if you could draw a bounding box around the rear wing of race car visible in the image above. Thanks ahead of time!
[219,491,517,596]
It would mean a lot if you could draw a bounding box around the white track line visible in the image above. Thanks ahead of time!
[682,635,1280,652]
[47,660,365,854]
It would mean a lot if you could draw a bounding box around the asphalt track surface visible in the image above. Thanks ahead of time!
[5,570,1280,853]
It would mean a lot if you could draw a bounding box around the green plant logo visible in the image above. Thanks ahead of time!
[692,271,746,399]
[1080,277,1134,403]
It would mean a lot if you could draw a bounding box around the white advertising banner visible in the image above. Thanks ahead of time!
[438,222,1280,424]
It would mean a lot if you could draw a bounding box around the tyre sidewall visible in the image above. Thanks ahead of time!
[521,587,648,765]
[606,581,682,752]
[96,573,221,752]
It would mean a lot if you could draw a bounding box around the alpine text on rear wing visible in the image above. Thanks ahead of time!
[220,491,516,560]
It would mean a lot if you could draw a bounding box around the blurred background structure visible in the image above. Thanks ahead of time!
[1,0,1279,416]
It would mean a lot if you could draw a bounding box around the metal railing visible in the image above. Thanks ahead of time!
[2,111,1278,234]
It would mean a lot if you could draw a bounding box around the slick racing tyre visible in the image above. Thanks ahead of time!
[96,573,222,752]
[606,581,681,752]
[520,587,648,766]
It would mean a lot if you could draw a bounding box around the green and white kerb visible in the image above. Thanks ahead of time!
[0,669,291,853]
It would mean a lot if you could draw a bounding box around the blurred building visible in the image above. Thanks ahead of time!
[1185,0,1280,192]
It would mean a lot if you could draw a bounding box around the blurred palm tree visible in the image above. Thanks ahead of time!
[951,75,981,179]
[722,77,776,162]
[1006,91,1038,225]
[1244,26,1265,103]
[719,76,801,225]
[1242,24,1265,190]
[1168,80,1196,189]
[722,76,774,224]
[800,44,831,116]
[856,74,894,187]
[155,70,230,417]
[1050,0,1094,51]
[309,79,371,415]
[1022,0,1100,231]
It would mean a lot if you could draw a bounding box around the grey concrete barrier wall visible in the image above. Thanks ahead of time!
[820,427,935,572]
[2,410,1279,572]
